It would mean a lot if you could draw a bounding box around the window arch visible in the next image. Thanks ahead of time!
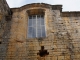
[27,9,46,38]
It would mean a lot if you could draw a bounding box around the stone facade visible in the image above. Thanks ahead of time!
[0,0,80,60]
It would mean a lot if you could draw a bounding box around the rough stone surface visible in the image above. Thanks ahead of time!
[0,0,11,60]
[0,0,80,60]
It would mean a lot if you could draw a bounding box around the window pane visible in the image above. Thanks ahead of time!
[32,27,36,38]
[41,15,44,18]
[37,26,41,37]
[41,26,46,37]
[41,15,44,25]
[37,15,41,26]
[33,19,36,27]
[37,15,40,18]
[28,27,33,38]
[33,15,36,19]
[41,19,44,25]
[37,19,41,26]
[28,19,32,26]
[29,16,32,19]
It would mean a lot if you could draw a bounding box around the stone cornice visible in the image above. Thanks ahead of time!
[61,12,80,17]
[11,3,62,12]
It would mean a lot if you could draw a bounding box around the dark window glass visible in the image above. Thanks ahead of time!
[29,16,32,19]
[33,15,36,19]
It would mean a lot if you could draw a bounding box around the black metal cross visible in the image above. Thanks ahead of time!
[37,46,49,57]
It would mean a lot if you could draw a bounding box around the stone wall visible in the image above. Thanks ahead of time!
[0,1,80,60]
[6,5,80,60]
[0,0,11,60]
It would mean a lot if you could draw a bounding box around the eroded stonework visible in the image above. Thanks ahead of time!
[0,0,80,60]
